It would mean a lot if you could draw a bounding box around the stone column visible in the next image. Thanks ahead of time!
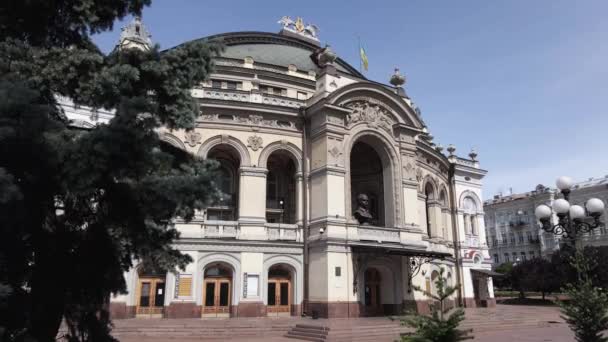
[238,166,268,240]
[295,172,303,225]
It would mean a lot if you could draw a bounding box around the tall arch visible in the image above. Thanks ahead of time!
[198,134,251,166]
[160,132,186,150]
[258,141,303,173]
[346,128,402,227]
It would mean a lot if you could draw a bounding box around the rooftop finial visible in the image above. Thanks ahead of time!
[447,144,456,156]
[390,68,406,87]
[469,148,478,161]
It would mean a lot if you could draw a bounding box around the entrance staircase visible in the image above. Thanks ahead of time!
[285,324,330,341]
[285,318,408,342]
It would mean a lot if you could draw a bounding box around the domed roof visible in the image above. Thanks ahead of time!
[179,31,365,78]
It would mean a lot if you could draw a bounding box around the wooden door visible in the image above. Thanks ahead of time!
[364,269,382,316]
[267,278,291,316]
[136,278,165,316]
[202,278,231,317]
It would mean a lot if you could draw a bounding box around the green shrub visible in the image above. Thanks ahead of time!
[400,268,472,342]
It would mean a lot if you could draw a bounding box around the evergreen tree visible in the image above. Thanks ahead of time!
[560,250,608,342]
[400,268,473,342]
[0,1,222,341]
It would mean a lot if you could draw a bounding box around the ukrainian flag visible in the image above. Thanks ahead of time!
[360,46,369,71]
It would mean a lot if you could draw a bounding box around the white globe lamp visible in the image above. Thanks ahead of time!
[569,205,585,220]
[586,198,605,215]
[535,205,552,220]
[553,199,570,215]
[556,176,573,191]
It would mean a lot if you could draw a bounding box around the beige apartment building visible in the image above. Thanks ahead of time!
[484,177,608,265]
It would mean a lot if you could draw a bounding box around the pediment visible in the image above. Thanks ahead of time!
[327,82,424,129]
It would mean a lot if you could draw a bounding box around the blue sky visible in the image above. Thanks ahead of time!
[93,0,608,198]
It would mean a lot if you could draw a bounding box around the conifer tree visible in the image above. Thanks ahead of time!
[400,268,473,342]
[0,1,222,341]
[560,250,608,342]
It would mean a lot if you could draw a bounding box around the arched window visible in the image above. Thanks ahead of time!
[439,190,448,239]
[425,183,435,237]
[266,151,297,224]
[207,145,241,221]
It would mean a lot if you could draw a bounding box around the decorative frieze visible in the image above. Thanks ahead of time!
[344,100,395,136]
[198,112,299,131]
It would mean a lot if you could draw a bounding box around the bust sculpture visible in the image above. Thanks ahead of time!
[353,193,374,225]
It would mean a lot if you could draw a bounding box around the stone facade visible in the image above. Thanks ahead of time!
[64,18,495,318]
[484,176,608,265]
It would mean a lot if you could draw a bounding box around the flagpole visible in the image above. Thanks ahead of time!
[357,35,362,73]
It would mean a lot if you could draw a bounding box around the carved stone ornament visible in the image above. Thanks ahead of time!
[415,168,423,182]
[247,135,264,151]
[198,113,297,131]
[404,162,417,181]
[278,16,320,40]
[184,131,202,147]
[344,100,395,136]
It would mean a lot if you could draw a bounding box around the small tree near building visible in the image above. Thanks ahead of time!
[400,268,473,342]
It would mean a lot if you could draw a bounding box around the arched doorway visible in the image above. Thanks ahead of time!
[364,268,382,316]
[267,264,293,316]
[135,263,166,317]
[265,152,297,224]
[206,145,241,221]
[202,263,233,317]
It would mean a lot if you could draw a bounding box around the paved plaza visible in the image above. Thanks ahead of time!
[97,304,577,342]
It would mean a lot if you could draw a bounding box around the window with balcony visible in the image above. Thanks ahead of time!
[265,151,297,224]
[260,85,287,97]
[206,145,240,221]
[504,253,510,262]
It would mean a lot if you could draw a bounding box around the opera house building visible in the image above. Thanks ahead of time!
[63,17,496,318]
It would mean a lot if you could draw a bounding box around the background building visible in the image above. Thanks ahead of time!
[484,176,608,266]
[64,16,495,318]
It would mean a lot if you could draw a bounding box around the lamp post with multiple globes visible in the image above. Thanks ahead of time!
[534,176,605,243]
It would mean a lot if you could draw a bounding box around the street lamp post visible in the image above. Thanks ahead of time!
[534,176,605,241]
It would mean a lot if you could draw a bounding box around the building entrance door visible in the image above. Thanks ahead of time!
[364,268,382,316]
[202,278,231,317]
[136,277,165,317]
[268,278,291,316]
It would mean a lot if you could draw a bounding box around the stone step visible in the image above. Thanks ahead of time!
[294,324,331,331]
[285,324,329,341]
[292,327,329,336]
[284,333,326,342]
[287,330,328,340]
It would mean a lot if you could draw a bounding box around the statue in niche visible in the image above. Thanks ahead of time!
[353,193,375,225]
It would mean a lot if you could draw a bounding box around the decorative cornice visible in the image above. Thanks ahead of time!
[239,166,268,177]
[309,164,346,178]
